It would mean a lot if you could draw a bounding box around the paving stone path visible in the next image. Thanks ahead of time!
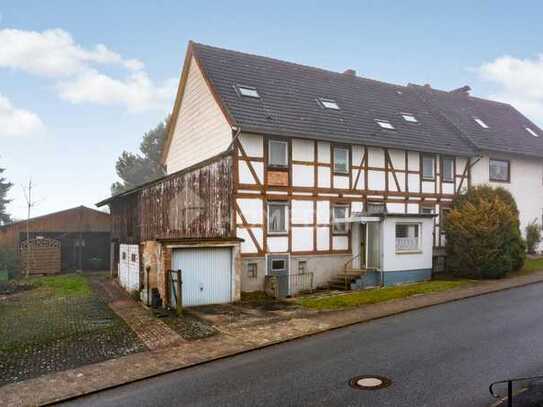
[0,274,145,387]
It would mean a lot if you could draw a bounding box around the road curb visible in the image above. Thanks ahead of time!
[23,274,543,406]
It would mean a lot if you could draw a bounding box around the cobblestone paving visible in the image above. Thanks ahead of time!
[162,312,217,340]
[0,274,145,386]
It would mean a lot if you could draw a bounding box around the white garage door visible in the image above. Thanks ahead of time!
[172,247,232,307]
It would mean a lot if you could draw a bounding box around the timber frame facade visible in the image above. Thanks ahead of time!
[232,132,471,259]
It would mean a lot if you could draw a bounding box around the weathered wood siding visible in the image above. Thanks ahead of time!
[110,154,233,243]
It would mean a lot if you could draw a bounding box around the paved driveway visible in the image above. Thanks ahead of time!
[58,283,543,407]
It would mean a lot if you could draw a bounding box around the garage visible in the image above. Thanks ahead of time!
[171,246,233,306]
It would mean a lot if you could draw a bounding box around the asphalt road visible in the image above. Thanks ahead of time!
[58,283,543,407]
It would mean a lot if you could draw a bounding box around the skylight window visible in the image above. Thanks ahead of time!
[526,127,539,137]
[318,98,340,110]
[236,85,260,98]
[402,113,418,123]
[376,119,395,130]
[473,117,489,129]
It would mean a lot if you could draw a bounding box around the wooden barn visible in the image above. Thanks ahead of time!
[0,206,111,274]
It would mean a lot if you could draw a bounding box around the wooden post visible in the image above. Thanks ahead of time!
[175,269,183,315]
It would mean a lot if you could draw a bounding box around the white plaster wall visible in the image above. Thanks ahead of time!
[333,175,349,189]
[239,161,263,185]
[381,216,434,272]
[387,203,405,213]
[165,57,231,173]
[318,142,331,163]
[368,170,385,190]
[471,153,543,248]
[293,165,315,187]
[318,167,331,188]
[332,235,349,250]
[291,200,314,224]
[316,227,330,250]
[316,201,330,224]
[368,147,385,167]
[237,228,263,253]
[408,152,420,171]
[389,149,406,170]
[292,139,314,161]
[408,174,420,193]
[267,236,288,253]
[239,133,263,157]
[237,198,263,224]
[292,227,314,251]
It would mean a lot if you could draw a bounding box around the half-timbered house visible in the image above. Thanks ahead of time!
[98,42,543,306]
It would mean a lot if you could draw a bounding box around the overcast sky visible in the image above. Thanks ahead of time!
[1,0,543,219]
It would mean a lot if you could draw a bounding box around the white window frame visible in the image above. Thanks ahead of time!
[473,117,489,129]
[236,85,260,98]
[267,201,288,235]
[376,119,395,130]
[422,154,435,180]
[401,113,418,123]
[526,127,539,137]
[268,140,288,168]
[318,98,340,110]
[441,157,454,182]
[420,206,435,215]
[331,205,349,234]
[333,147,349,174]
[395,223,421,253]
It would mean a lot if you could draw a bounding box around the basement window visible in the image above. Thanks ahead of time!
[473,117,489,129]
[526,127,539,137]
[402,113,418,123]
[376,119,395,130]
[236,85,260,98]
[318,98,340,110]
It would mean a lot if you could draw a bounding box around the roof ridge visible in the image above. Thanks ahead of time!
[191,41,409,91]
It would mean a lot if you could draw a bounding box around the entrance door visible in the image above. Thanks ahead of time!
[366,222,381,270]
[268,256,289,297]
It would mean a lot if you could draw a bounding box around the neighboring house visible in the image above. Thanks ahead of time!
[0,206,111,274]
[98,42,543,307]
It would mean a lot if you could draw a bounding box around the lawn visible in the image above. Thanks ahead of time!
[297,280,471,311]
[518,257,543,275]
[29,274,91,297]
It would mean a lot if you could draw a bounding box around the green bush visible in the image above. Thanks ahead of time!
[526,221,541,254]
[445,185,525,279]
[0,247,18,278]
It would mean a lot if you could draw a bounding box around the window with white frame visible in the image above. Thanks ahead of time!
[333,147,349,174]
[236,85,260,98]
[526,127,539,137]
[318,98,340,110]
[402,113,418,123]
[376,119,395,130]
[268,140,288,167]
[489,159,510,182]
[395,223,421,252]
[420,206,435,215]
[473,117,489,128]
[332,205,349,234]
[268,202,288,234]
[442,157,454,182]
[422,155,435,180]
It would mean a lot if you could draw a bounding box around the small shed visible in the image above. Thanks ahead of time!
[0,206,111,273]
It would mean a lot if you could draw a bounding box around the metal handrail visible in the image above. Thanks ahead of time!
[489,375,543,407]
[344,253,362,272]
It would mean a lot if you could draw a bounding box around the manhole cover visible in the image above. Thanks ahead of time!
[349,375,392,391]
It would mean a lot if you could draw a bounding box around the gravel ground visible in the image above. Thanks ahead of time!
[162,312,217,340]
[0,276,145,386]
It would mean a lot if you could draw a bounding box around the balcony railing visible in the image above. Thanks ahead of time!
[396,237,420,252]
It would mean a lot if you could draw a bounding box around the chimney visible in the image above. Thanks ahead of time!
[343,69,356,76]
[449,85,471,96]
